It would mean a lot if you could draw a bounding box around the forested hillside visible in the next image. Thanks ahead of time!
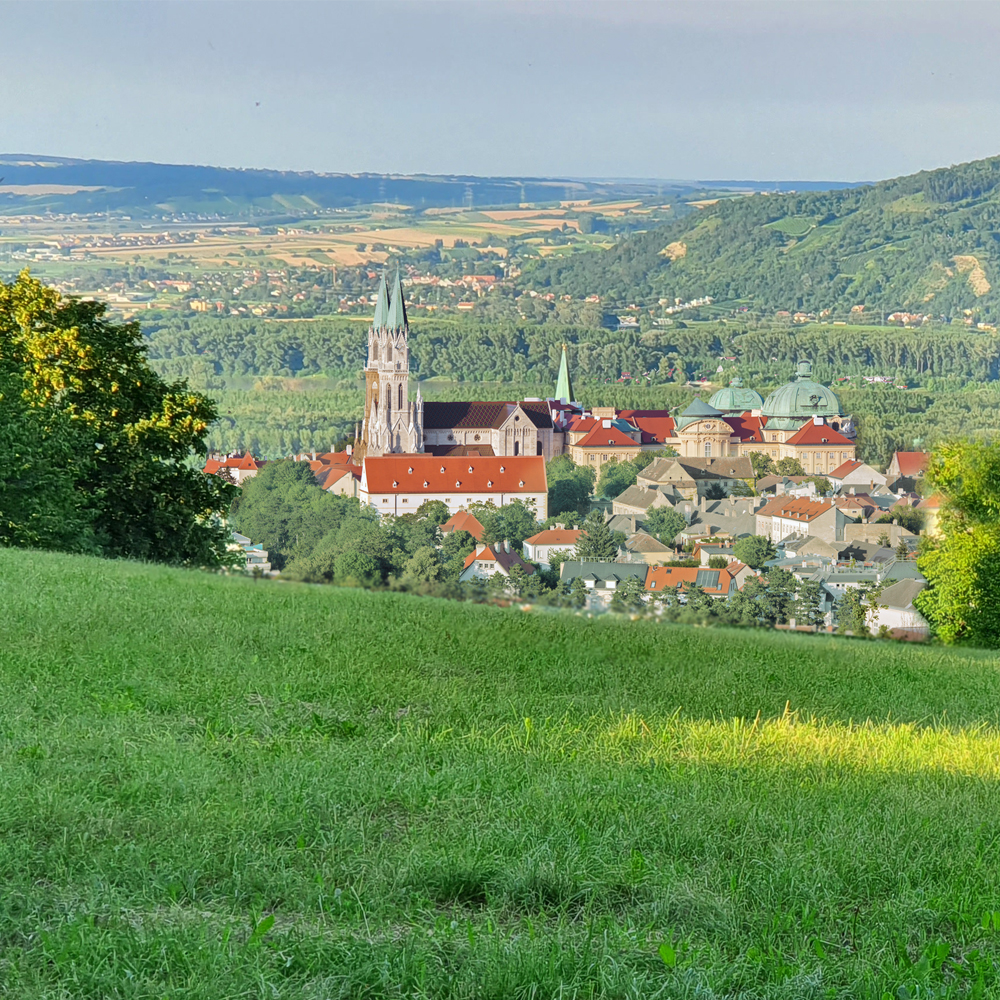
[520,154,1000,319]
[142,314,1000,466]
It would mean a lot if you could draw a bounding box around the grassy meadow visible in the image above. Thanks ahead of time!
[3,549,1000,998]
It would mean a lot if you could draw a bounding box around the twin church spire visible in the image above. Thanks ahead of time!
[359,269,422,459]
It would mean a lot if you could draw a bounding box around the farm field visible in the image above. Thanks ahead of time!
[3,548,1000,998]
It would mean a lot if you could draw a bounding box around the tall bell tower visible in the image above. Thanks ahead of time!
[358,271,422,458]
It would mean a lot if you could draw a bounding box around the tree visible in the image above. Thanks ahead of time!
[596,458,637,499]
[547,547,573,574]
[569,576,588,608]
[704,482,728,500]
[895,539,910,560]
[916,441,1000,647]
[728,479,754,497]
[415,499,450,526]
[644,506,686,545]
[792,580,827,627]
[441,529,476,579]
[775,457,806,477]
[836,585,873,637]
[733,534,777,569]
[877,531,891,549]
[546,454,595,517]
[574,509,624,561]
[749,452,775,479]
[610,575,646,612]
[0,272,235,567]
[708,555,728,569]
[805,477,832,495]
[469,498,539,548]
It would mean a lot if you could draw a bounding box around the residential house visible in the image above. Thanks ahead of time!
[522,526,582,569]
[827,459,887,490]
[203,452,265,484]
[755,496,852,544]
[867,579,929,640]
[612,484,674,519]
[620,530,674,565]
[637,455,755,500]
[886,451,930,491]
[460,541,535,583]
[558,561,648,606]
[440,509,485,542]
[644,564,740,598]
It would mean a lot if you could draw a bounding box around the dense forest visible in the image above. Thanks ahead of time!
[519,155,1000,318]
[142,312,1000,466]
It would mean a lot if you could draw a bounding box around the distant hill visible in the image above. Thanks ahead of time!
[520,154,1000,320]
[0,153,862,221]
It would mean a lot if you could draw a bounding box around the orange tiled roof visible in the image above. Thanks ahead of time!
[784,422,853,447]
[644,564,737,595]
[523,528,582,547]
[441,510,486,541]
[363,455,547,494]
[829,459,865,479]
[756,496,837,522]
[463,544,535,574]
[893,452,930,477]
[575,425,641,449]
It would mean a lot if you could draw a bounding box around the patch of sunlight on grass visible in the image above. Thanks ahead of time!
[474,711,1000,778]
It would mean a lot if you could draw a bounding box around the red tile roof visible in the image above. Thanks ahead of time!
[617,410,676,444]
[316,464,359,490]
[463,544,535,575]
[202,452,262,474]
[917,493,944,509]
[523,528,582,547]
[575,425,641,449]
[441,510,486,541]
[362,455,547,494]
[757,496,837,523]
[829,459,865,479]
[892,452,930,477]
[724,413,767,443]
[644,564,738,595]
[783,422,854,447]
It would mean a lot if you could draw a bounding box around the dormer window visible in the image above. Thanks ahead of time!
[423,481,429,487]
[440,466,446,473]
[392,480,398,488]
[487,480,493,488]
[499,466,505,473]
[408,467,413,474]
[468,466,474,473]
[518,480,524,487]
[455,481,461,487]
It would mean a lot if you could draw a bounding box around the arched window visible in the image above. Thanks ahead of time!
[704,441,712,457]
[398,383,403,410]
[514,440,520,456]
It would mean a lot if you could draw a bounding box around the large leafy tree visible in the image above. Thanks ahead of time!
[0,272,234,566]
[644,506,686,544]
[733,534,777,570]
[916,441,1000,647]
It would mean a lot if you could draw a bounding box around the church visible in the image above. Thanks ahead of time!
[354,273,554,518]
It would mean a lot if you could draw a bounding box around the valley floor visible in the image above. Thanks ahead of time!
[2,549,999,998]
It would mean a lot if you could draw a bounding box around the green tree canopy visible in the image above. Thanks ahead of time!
[0,271,234,566]
[644,506,686,545]
[916,441,1000,647]
[574,509,624,561]
[733,534,777,569]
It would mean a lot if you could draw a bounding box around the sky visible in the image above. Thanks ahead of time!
[2,0,1000,183]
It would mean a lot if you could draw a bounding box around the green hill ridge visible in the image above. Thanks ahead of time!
[523,154,1000,319]
[3,547,1000,997]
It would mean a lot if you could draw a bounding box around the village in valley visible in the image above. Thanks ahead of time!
[210,273,935,639]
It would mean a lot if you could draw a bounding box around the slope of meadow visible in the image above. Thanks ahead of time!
[2,549,1000,998]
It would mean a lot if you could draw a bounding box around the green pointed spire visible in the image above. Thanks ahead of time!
[386,270,408,329]
[555,344,573,403]
[372,272,389,328]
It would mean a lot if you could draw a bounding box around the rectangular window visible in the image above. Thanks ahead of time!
[402,498,409,503]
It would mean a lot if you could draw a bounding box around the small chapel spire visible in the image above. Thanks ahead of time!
[373,272,389,329]
[555,343,573,403]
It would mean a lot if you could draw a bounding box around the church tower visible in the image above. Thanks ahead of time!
[359,271,423,458]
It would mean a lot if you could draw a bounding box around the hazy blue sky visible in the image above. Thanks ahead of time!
[2,0,999,182]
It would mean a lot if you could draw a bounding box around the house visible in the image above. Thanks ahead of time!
[559,561,648,606]
[620,530,674,565]
[886,451,930,491]
[440,509,485,542]
[460,541,535,582]
[612,483,673,518]
[644,564,740,598]
[636,455,754,500]
[828,459,887,490]
[867,578,929,640]
[755,496,852,544]
[315,463,360,496]
[522,526,582,569]
[421,400,561,460]
[228,531,273,575]
[359,455,547,519]
[203,452,265,485]
[917,493,944,538]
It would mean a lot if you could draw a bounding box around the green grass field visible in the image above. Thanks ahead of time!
[3,549,1000,998]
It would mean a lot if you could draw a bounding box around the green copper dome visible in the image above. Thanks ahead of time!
[762,361,844,431]
[675,397,724,431]
[709,377,764,413]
